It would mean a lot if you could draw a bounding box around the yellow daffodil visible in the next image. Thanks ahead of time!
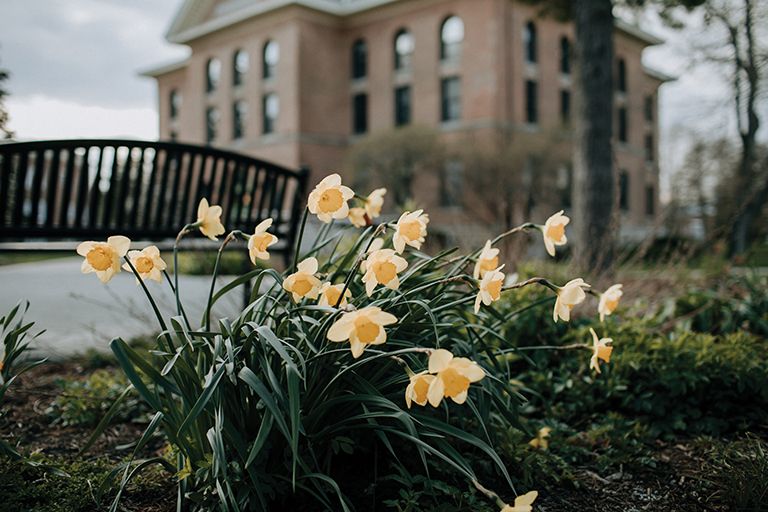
[248,218,278,263]
[365,188,387,219]
[501,491,538,512]
[598,283,623,322]
[326,306,398,358]
[348,207,368,228]
[307,173,355,223]
[589,328,613,374]
[553,278,590,322]
[426,349,485,407]
[122,245,166,282]
[405,371,436,408]
[196,198,226,240]
[283,257,322,302]
[473,240,500,279]
[317,282,352,308]
[541,210,569,257]
[77,235,131,283]
[360,247,408,296]
[474,265,505,313]
[528,427,552,450]
[393,209,429,254]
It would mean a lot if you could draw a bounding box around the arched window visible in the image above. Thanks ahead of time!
[560,37,570,74]
[263,93,279,134]
[351,39,367,80]
[440,15,464,62]
[394,29,414,71]
[523,21,537,64]
[617,58,627,92]
[233,100,247,139]
[233,49,249,86]
[263,40,279,79]
[169,89,181,119]
[206,58,221,92]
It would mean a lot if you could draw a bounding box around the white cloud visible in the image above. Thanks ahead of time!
[7,95,157,140]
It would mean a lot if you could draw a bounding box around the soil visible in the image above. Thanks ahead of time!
[0,362,750,512]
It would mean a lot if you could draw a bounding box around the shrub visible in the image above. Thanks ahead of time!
[76,181,617,511]
[0,301,46,458]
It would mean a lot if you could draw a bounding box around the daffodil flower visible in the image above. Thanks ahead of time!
[360,247,408,296]
[474,265,505,313]
[348,207,368,228]
[405,371,436,408]
[317,282,352,308]
[426,349,485,407]
[283,257,322,302]
[528,427,551,450]
[501,491,538,512]
[307,173,355,223]
[393,209,429,254]
[365,188,387,219]
[541,210,569,257]
[196,198,226,240]
[552,278,590,322]
[473,240,500,279]
[598,283,623,322]
[589,328,613,374]
[77,235,131,283]
[122,245,166,282]
[248,218,278,263]
[326,306,398,358]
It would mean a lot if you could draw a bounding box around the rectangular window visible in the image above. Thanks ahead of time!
[395,86,411,127]
[644,95,654,122]
[619,171,630,211]
[645,133,654,162]
[645,185,655,216]
[560,89,571,124]
[525,80,538,124]
[441,77,461,123]
[233,101,247,140]
[263,93,279,135]
[352,93,368,135]
[206,107,219,144]
[618,107,628,143]
[441,160,464,207]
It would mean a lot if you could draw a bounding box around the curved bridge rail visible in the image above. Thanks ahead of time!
[0,139,309,253]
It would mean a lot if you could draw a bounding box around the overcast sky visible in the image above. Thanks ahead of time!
[0,1,762,199]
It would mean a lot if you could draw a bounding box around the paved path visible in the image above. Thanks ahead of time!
[0,258,244,360]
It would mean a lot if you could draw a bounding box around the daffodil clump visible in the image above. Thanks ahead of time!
[83,174,625,511]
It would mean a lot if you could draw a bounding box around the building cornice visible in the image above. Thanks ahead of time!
[138,58,190,78]
[642,65,676,83]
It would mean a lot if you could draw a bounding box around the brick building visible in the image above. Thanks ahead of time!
[142,0,670,242]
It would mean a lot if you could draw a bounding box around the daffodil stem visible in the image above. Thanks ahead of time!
[472,480,507,509]
[292,208,309,274]
[502,277,559,294]
[173,223,195,322]
[162,270,191,329]
[204,231,239,331]
[506,343,590,352]
[334,223,387,308]
[491,222,537,245]
[123,256,173,353]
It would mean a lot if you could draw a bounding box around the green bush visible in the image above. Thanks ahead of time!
[46,369,146,427]
[521,324,768,438]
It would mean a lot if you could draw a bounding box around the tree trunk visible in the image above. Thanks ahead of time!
[572,0,615,272]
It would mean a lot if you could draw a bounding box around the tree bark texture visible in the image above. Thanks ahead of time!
[572,0,615,272]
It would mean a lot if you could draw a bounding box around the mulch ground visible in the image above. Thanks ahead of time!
[0,361,748,512]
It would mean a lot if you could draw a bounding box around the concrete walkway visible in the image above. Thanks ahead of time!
[0,257,244,359]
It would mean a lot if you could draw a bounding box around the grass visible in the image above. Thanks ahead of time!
[0,252,69,266]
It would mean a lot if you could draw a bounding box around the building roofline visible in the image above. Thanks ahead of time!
[138,58,190,78]
[615,19,664,46]
[643,65,676,83]
[165,0,666,47]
